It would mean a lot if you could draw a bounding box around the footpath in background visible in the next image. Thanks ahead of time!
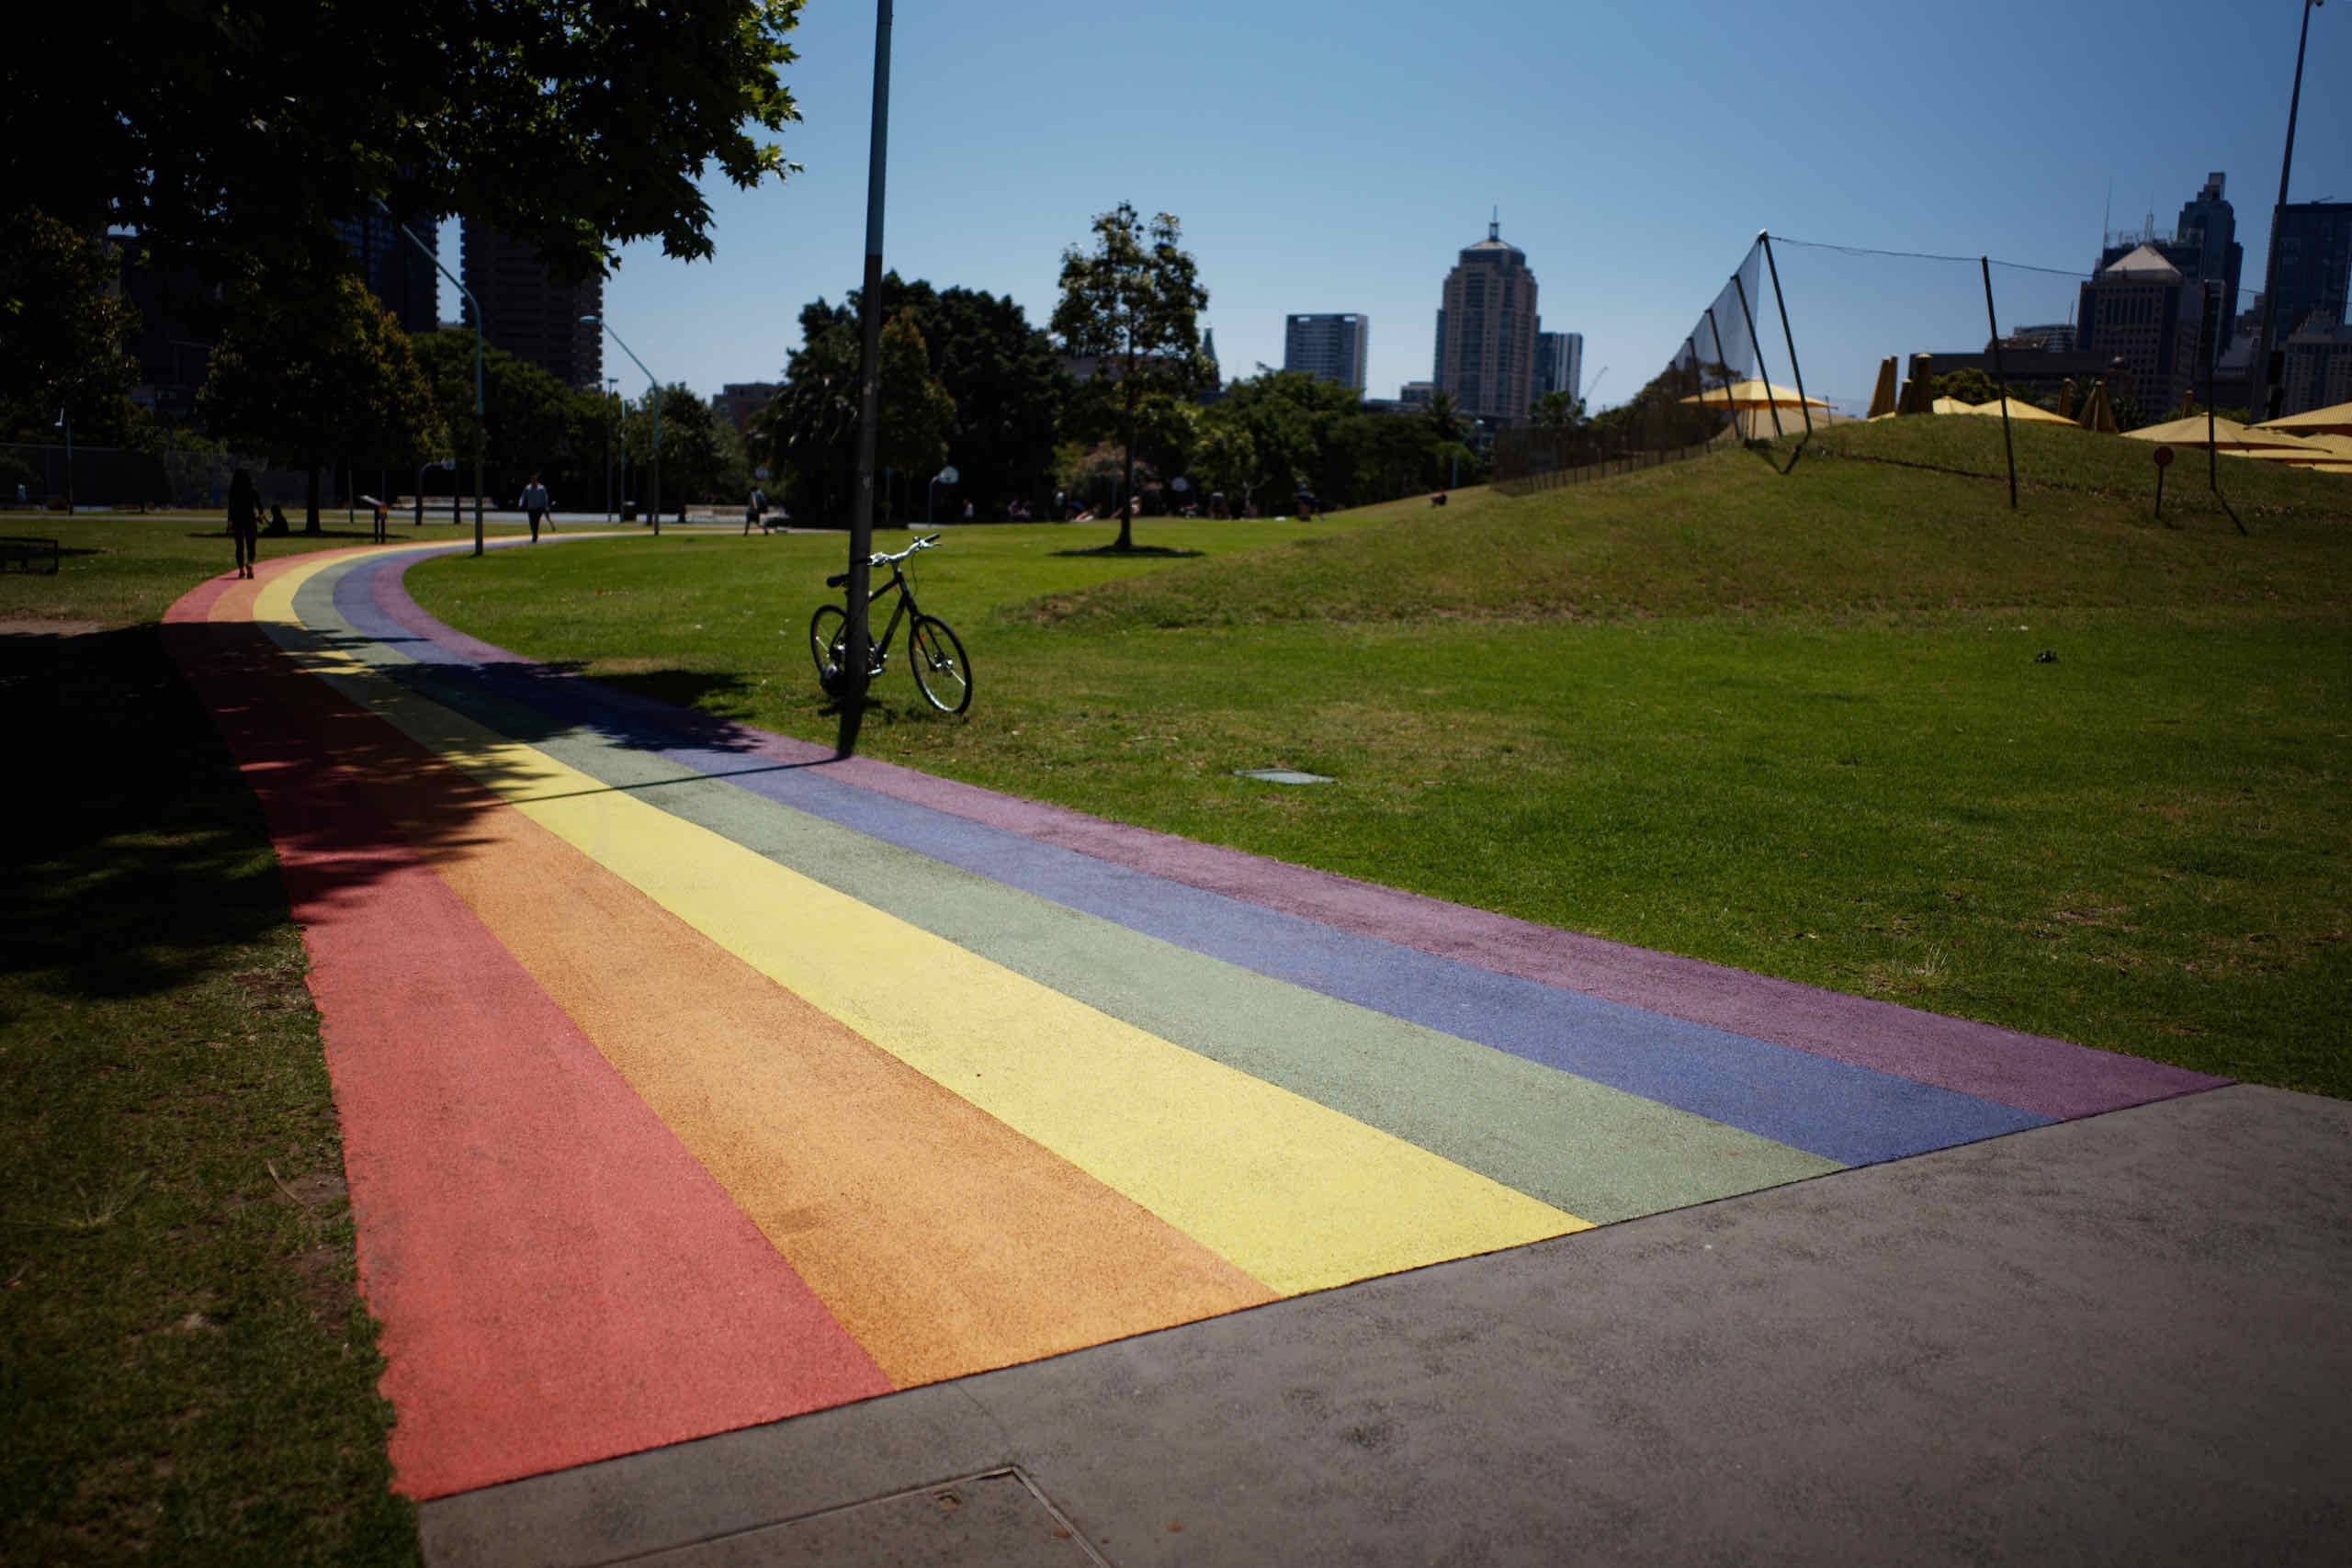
[164,540,2223,1501]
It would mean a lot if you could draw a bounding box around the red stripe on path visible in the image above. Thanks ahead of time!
[162,596,891,1498]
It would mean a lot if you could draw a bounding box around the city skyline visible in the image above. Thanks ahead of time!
[429,2,2351,414]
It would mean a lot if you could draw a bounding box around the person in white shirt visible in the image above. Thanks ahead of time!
[520,474,550,542]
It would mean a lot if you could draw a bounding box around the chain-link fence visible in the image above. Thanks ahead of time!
[1498,228,2275,520]
[0,444,333,511]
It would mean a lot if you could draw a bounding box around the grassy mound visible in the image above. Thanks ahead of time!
[1023,419,2349,630]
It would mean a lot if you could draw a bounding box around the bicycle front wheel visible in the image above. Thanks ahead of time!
[808,604,848,691]
[910,615,971,715]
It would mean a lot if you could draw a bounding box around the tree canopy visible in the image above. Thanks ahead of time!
[7,2,804,281]
[758,275,1066,524]
[0,213,141,444]
[197,274,445,526]
[1051,204,1208,548]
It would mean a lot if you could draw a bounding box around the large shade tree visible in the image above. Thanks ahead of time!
[7,3,805,282]
[1050,204,1208,550]
[0,213,141,446]
[198,274,446,529]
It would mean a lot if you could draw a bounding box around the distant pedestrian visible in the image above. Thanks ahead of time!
[519,474,550,541]
[743,485,767,535]
[227,468,261,579]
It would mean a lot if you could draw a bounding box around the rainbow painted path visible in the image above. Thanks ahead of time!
[165,542,2223,1502]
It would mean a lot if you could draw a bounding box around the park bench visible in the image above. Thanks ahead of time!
[0,536,62,574]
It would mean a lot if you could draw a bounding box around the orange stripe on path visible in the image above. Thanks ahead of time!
[249,636,1276,1388]
[162,592,890,1499]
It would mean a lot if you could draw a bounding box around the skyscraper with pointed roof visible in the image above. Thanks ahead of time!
[1432,216,1539,426]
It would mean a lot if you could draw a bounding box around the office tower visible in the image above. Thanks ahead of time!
[1534,329,1583,403]
[1283,313,1369,390]
[334,209,441,334]
[2075,243,2202,414]
[1433,218,1538,425]
[2173,173,2243,349]
[459,220,605,388]
[2266,201,2352,340]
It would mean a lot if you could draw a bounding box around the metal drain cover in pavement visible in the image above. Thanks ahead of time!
[1234,768,1333,784]
[624,1469,1107,1566]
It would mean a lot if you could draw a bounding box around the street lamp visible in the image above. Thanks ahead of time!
[377,201,485,556]
[926,465,958,525]
[604,377,618,524]
[2255,0,2326,423]
[582,316,661,536]
[54,407,73,514]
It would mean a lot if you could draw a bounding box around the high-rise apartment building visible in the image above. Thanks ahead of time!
[1283,313,1369,390]
[1432,220,1538,426]
[712,382,781,434]
[459,220,604,388]
[334,210,442,334]
[1534,330,1583,404]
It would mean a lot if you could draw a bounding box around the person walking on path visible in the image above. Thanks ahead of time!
[520,474,551,542]
[227,468,261,579]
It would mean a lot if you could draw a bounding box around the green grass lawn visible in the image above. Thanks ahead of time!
[2,513,418,1563]
[409,423,2351,1098]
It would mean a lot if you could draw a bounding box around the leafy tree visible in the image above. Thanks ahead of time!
[619,384,732,514]
[753,308,860,524]
[412,330,590,502]
[0,213,141,446]
[1532,389,1585,430]
[1190,422,1258,514]
[7,3,805,282]
[758,276,1065,524]
[1423,390,1466,446]
[876,316,956,522]
[1050,204,1208,549]
[198,274,445,529]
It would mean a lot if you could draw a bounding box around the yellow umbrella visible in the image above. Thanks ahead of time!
[1676,378,1834,411]
[2077,382,2118,433]
[1929,395,1975,414]
[1865,357,1899,419]
[2253,400,2352,438]
[2125,414,2324,451]
[1964,398,2076,425]
[2215,430,2340,463]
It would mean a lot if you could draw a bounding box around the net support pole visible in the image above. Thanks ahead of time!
[1980,257,2018,510]
[1729,264,1783,441]
[1758,233,1814,449]
[1704,310,1736,441]
[2204,278,2247,536]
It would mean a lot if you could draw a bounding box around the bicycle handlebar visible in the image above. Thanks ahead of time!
[868,534,941,568]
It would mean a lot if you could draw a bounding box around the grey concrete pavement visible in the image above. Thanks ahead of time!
[420,1084,2350,1567]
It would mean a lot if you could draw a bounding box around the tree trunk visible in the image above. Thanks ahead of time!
[1116,376,1137,552]
[303,457,322,534]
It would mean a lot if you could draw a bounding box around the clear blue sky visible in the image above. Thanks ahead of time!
[441,0,2351,414]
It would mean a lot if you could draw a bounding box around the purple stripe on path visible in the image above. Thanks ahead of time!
[365,550,2226,1123]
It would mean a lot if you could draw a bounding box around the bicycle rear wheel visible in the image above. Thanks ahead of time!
[808,604,848,692]
[910,615,971,715]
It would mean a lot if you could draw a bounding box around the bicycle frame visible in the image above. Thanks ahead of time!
[855,565,918,670]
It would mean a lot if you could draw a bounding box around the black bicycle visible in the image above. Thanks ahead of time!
[809,534,971,715]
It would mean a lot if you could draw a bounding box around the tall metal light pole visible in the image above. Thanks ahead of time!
[584,316,662,536]
[55,407,73,513]
[844,0,895,722]
[2254,0,2325,423]
[604,376,618,523]
[379,204,486,556]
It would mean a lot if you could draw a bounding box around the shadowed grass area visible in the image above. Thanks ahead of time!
[1,515,417,1563]
[410,424,2349,1099]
